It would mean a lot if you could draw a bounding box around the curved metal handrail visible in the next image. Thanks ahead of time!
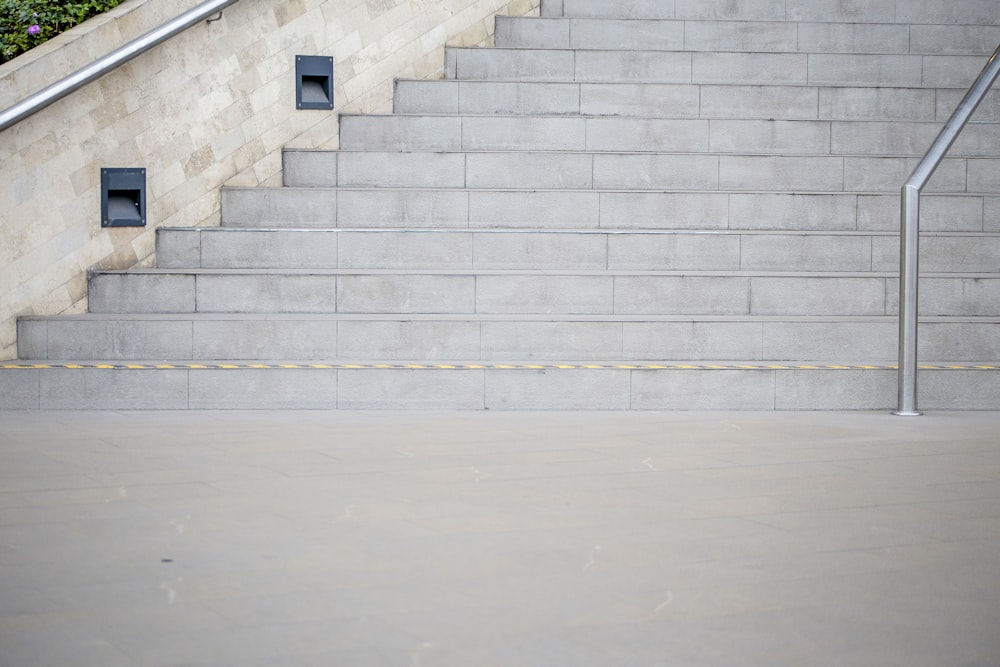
[895,44,1000,416]
[0,0,241,133]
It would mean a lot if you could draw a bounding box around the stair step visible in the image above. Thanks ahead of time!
[17,314,1000,363]
[3,361,998,410]
[543,0,1000,25]
[495,17,1000,56]
[86,269,1000,317]
[155,227,1000,273]
[444,47,987,89]
[281,149,1000,194]
[222,187,1000,233]
[338,114,1000,157]
[393,80,1000,123]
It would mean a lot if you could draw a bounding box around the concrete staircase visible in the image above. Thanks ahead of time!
[6,0,1000,410]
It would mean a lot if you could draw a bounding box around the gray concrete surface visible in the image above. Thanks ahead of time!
[1,410,998,666]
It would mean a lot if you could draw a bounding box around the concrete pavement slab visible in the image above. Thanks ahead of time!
[1,410,998,666]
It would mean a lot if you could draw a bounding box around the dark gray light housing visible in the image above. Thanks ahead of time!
[101,168,146,227]
[296,55,334,110]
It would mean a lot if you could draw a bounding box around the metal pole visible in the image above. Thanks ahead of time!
[0,0,241,133]
[895,184,921,415]
[895,45,1000,416]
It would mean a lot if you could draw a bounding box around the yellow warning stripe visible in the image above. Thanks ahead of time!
[3,363,999,371]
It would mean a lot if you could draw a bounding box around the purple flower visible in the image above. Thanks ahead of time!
[28,24,40,36]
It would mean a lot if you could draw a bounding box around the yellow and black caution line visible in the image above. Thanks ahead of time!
[3,363,1000,371]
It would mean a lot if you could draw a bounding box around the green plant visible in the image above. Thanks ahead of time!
[1,0,125,63]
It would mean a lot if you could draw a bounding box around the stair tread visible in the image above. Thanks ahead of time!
[224,184,1000,194]
[452,45,997,55]
[92,268,999,278]
[392,79,1000,123]
[494,16,1000,56]
[25,312,1000,322]
[341,112,1000,121]
[320,147,1000,157]
[395,79,995,89]
[163,226,1000,238]
[7,360,999,369]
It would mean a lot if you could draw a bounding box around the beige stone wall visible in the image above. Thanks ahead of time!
[0,0,539,360]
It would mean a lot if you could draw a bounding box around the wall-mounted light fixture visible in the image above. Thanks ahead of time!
[296,55,334,110]
[101,167,146,227]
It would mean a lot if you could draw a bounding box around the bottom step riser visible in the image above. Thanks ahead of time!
[17,319,1000,362]
[2,367,997,411]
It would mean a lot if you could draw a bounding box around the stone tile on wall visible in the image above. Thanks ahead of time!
[985,197,1000,232]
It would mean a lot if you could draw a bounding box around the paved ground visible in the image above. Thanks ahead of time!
[0,410,998,667]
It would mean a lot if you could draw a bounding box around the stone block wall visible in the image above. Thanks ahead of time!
[0,0,539,360]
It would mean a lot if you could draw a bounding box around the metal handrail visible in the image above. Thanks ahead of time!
[0,0,241,133]
[895,44,1000,416]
